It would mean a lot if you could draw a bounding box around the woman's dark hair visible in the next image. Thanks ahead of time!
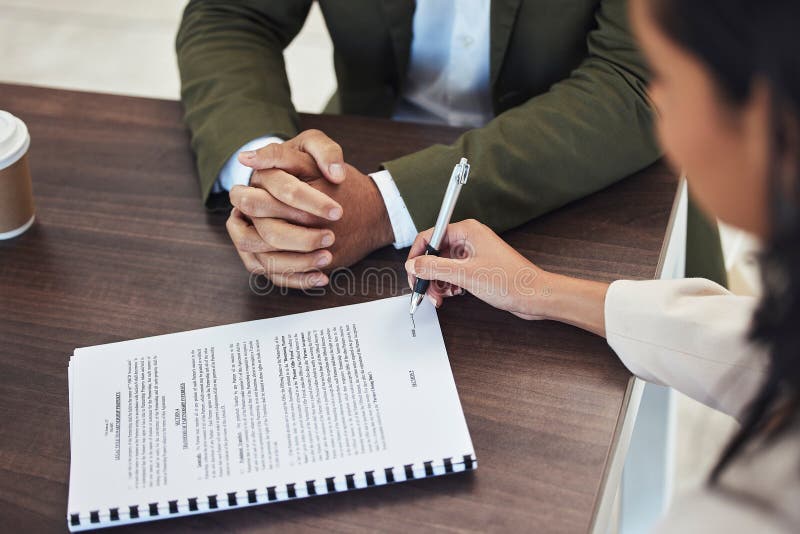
[647,0,800,482]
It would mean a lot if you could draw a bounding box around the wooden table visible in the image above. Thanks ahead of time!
[0,84,678,533]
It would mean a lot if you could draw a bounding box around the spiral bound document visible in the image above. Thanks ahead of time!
[67,296,476,531]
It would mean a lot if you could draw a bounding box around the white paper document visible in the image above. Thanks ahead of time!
[67,296,475,530]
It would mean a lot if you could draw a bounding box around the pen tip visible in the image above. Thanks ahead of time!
[409,291,425,317]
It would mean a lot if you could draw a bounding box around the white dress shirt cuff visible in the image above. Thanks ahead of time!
[368,169,418,249]
[213,136,284,193]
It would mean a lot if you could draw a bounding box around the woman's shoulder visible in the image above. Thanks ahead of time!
[655,488,790,534]
[657,421,800,533]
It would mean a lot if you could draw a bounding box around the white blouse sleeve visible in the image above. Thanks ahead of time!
[604,278,769,420]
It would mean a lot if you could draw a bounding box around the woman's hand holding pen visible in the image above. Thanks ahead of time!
[405,219,544,319]
[405,219,610,336]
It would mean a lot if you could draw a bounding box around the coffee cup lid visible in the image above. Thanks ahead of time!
[0,111,31,171]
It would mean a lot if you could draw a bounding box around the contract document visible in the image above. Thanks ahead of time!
[67,295,475,530]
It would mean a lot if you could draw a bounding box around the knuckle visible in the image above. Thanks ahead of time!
[238,236,259,252]
[256,172,272,189]
[263,143,281,162]
[263,226,286,250]
[278,182,298,204]
[238,191,254,213]
[260,229,278,249]
[254,253,277,273]
[228,185,243,202]
[229,231,247,249]
[237,228,264,252]
[249,169,266,186]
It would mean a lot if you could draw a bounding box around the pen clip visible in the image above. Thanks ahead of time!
[454,157,470,185]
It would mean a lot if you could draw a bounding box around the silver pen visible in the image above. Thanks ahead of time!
[409,157,471,316]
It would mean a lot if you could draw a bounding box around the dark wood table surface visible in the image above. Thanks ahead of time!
[0,83,677,533]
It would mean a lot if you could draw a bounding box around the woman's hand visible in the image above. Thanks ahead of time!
[404,219,547,319]
[404,219,610,335]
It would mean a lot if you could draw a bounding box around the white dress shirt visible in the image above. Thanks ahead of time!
[215,0,493,248]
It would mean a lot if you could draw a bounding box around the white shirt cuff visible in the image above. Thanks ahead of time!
[369,169,418,249]
[214,136,284,192]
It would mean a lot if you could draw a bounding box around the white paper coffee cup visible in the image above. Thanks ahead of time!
[0,110,35,240]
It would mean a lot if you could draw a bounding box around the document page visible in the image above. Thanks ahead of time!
[67,296,474,529]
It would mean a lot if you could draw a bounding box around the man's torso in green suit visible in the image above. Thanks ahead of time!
[176,0,726,285]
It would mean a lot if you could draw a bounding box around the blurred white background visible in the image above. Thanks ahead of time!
[0,0,760,520]
[0,0,336,112]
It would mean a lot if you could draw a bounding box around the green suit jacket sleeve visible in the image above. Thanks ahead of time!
[176,0,310,204]
[385,0,660,232]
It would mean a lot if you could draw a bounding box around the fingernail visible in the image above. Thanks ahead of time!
[328,207,342,220]
[321,234,334,247]
[329,163,345,179]
[240,150,256,159]
[316,254,331,267]
[313,275,328,287]
[404,260,415,274]
[428,295,438,307]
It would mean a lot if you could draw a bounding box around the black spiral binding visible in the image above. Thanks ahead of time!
[68,454,476,528]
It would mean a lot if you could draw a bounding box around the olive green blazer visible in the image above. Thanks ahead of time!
[176,0,726,283]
